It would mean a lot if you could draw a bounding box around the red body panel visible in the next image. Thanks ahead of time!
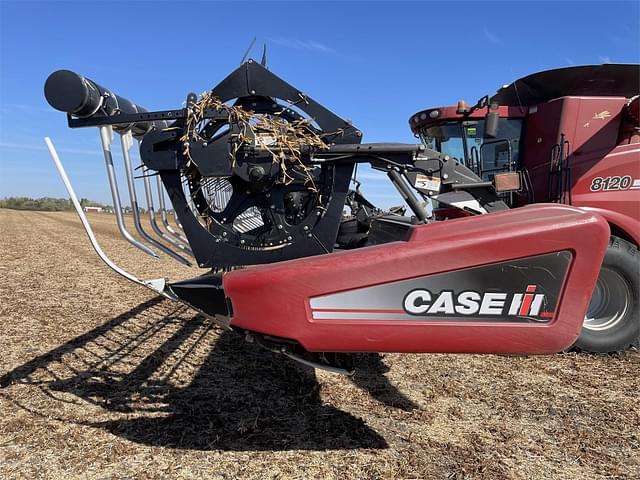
[569,145,640,246]
[432,206,472,221]
[410,105,526,129]
[521,97,640,244]
[415,94,640,246]
[225,205,609,354]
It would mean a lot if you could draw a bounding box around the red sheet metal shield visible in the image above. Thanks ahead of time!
[225,204,609,354]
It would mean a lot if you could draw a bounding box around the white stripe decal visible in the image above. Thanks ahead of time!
[312,311,415,320]
[604,149,640,158]
[311,310,536,322]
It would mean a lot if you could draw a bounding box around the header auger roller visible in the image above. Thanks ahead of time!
[44,60,611,374]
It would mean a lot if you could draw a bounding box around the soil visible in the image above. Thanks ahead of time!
[1,209,638,479]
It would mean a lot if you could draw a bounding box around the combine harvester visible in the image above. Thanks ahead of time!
[408,64,639,352]
[42,61,637,373]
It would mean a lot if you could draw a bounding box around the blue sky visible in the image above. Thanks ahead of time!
[1,0,638,207]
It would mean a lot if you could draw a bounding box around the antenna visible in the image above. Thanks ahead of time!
[261,44,268,68]
[240,37,257,65]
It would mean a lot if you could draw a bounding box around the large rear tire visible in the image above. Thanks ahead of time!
[573,236,639,353]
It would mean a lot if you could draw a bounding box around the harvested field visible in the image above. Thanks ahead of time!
[0,208,638,479]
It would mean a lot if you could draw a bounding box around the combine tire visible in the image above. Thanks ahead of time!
[573,236,639,352]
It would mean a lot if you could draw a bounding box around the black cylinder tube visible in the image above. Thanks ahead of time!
[44,69,158,136]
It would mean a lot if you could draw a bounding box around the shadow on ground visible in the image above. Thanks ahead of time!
[1,297,418,451]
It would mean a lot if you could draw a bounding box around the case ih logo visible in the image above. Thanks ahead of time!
[310,253,568,322]
[403,285,551,318]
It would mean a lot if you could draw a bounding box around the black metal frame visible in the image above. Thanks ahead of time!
[49,60,507,269]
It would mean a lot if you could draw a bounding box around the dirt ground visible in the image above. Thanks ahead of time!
[0,208,638,479]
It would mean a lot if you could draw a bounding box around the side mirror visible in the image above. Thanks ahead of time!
[494,171,522,192]
[485,109,499,138]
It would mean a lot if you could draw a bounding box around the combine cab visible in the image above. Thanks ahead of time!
[43,61,613,373]
[409,64,640,352]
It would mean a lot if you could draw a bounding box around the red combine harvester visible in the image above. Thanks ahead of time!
[41,61,634,373]
[409,64,639,352]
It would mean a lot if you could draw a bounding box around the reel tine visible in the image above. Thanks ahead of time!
[141,166,196,259]
[120,131,193,267]
[155,175,190,243]
[98,126,159,258]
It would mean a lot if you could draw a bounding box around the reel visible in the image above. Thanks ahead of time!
[136,60,361,268]
[180,97,337,253]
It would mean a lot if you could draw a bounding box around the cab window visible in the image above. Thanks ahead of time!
[420,119,523,180]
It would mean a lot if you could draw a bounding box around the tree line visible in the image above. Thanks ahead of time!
[0,197,111,212]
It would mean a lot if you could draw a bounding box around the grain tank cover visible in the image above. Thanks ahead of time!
[492,64,640,107]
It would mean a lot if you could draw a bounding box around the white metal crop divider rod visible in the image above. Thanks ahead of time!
[120,130,192,267]
[135,138,195,258]
[97,125,159,257]
[44,137,176,300]
[155,174,190,244]
[174,210,184,232]
[140,165,195,257]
